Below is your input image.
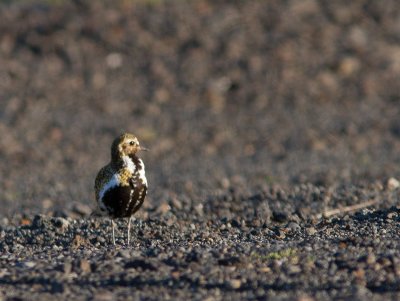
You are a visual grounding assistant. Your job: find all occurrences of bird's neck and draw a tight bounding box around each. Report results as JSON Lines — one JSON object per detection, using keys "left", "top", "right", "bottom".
{"left": 112, "top": 154, "right": 138, "bottom": 172}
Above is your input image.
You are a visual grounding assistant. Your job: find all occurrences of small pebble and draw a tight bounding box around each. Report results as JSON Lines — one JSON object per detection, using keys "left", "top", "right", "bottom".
{"left": 226, "top": 279, "right": 241, "bottom": 289}
{"left": 79, "top": 259, "right": 91, "bottom": 273}
{"left": 306, "top": 227, "right": 317, "bottom": 235}
{"left": 387, "top": 178, "right": 400, "bottom": 190}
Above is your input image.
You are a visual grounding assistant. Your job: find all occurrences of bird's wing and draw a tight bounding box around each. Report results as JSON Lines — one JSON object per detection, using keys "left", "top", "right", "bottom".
{"left": 94, "top": 164, "right": 113, "bottom": 201}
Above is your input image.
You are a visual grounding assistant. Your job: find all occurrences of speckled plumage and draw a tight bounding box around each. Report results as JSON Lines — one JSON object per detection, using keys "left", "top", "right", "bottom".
{"left": 94, "top": 133, "right": 148, "bottom": 245}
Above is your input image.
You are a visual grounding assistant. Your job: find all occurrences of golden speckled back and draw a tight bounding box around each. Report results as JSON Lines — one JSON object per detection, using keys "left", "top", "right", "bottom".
{"left": 94, "top": 164, "right": 114, "bottom": 201}
{"left": 94, "top": 164, "right": 133, "bottom": 201}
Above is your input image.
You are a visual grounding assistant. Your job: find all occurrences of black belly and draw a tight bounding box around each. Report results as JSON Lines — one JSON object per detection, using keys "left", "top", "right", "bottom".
{"left": 102, "top": 184, "right": 147, "bottom": 218}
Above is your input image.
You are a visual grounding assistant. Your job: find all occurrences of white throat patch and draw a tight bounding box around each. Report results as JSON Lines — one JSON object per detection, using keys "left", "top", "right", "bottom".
{"left": 122, "top": 155, "right": 136, "bottom": 173}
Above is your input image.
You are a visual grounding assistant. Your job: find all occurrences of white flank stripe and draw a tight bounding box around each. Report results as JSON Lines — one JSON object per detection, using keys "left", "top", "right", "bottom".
{"left": 99, "top": 174, "right": 120, "bottom": 201}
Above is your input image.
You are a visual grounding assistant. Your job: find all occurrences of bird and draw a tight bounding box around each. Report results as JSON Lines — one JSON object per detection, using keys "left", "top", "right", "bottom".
{"left": 94, "top": 133, "right": 148, "bottom": 245}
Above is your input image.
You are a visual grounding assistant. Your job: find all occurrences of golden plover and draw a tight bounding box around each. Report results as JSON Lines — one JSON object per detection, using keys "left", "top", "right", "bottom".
{"left": 94, "top": 133, "right": 148, "bottom": 245}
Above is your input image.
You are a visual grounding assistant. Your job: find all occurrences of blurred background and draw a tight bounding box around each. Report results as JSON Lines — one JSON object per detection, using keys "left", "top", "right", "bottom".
{"left": 0, "top": 0, "right": 399, "bottom": 216}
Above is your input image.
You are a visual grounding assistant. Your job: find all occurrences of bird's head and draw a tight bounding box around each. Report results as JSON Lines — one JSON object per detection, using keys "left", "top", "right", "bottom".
{"left": 111, "top": 133, "right": 147, "bottom": 161}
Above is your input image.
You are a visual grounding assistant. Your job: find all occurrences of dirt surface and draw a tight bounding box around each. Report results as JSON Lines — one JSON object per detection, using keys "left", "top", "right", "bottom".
{"left": 0, "top": 0, "right": 400, "bottom": 300}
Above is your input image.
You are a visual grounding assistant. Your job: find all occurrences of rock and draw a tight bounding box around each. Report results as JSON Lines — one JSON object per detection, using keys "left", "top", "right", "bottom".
{"left": 366, "top": 253, "right": 376, "bottom": 265}
{"left": 287, "top": 222, "right": 301, "bottom": 231}
{"left": 106, "top": 53, "right": 123, "bottom": 69}
{"left": 53, "top": 217, "right": 70, "bottom": 232}
{"left": 92, "top": 291, "right": 114, "bottom": 301}
{"left": 226, "top": 279, "right": 241, "bottom": 289}
{"left": 338, "top": 57, "right": 360, "bottom": 76}
{"left": 41, "top": 199, "right": 53, "bottom": 210}
{"left": 387, "top": 178, "right": 400, "bottom": 190}
{"left": 231, "top": 219, "right": 241, "bottom": 228}
{"left": 218, "top": 256, "right": 241, "bottom": 266}
{"left": 71, "top": 235, "right": 87, "bottom": 249}
{"left": 287, "top": 265, "right": 302, "bottom": 274}
{"left": 117, "top": 249, "right": 132, "bottom": 259}
{"left": 79, "top": 259, "right": 91, "bottom": 273}
{"left": 306, "top": 227, "right": 317, "bottom": 235}
{"left": 50, "top": 282, "right": 65, "bottom": 294}
{"left": 20, "top": 261, "right": 36, "bottom": 268}
{"left": 71, "top": 203, "right": 92, "bottom": 216}
{"left": 194, "top": 204, "right": 204, "bottom": 216}
{"left": 297, "top": 294, "right": 315, "bottom": 301}
{"left": 124, "top": 259, "right": 157, "bottom": 271}
{"left": 259, "top": 267, "right": 271, "bottom": 273}
{"left": 62, "top": 261, "right": 72, "bottom": 274}
{"left": 32, "top": 215, "right": 46, "bottom": 229}
{"left": 170, "top": 197, "right": 182, "bottom": 210}
{"left": 272, "top": 211, "right": 288, "bottom": 223}
{"left": 157, "top": 202, "right": 171, "bottom": 215}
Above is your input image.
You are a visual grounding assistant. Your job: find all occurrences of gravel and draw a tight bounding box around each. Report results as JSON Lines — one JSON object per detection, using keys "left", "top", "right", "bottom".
{"left": 1, "top": 184, "right": 400, "bottom": 300}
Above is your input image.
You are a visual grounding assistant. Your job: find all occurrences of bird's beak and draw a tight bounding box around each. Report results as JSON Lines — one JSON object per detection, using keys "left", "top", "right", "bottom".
{"left": 138, "top": 146, "right": 149, "bottom": 151}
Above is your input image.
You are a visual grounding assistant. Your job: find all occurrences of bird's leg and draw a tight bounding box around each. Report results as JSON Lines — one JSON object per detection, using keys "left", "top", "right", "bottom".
{"left": 111, "top": 219, "right": 116, "bottom": 245}
{"left": 127, "top": 216, "right": 132, "bottom": 246}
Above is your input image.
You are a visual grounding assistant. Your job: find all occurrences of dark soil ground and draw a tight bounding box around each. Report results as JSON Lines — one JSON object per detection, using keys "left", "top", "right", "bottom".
{"left": 0, "top": 0, "right": 400, "bottom": 300}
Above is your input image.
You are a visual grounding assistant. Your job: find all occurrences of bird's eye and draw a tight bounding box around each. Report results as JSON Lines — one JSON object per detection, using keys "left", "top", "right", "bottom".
{"left": 129, "top": 141, "right": 135, "bottom": 146}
